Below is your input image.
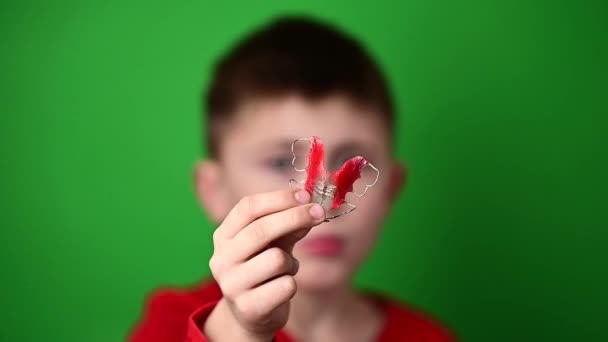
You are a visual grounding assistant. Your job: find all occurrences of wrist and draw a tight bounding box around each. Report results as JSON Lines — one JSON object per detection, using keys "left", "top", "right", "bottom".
{"left": 204, "top": 298, "right": 273, "bottom": 342}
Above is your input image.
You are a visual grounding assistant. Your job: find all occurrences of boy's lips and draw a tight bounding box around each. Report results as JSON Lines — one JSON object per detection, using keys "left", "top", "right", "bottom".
{"left": 299, "top": 234, "right": 345, "bottom": 256}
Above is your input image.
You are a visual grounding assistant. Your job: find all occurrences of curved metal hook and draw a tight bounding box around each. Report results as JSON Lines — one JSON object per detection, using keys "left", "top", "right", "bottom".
{"left": 352, "top": 162, "right": 380, "bottom": 197}
{"left": 326, "top": 202, "right": 356, "bottom": 221}
{"left": 291, "top": 138, "right": 312, "bottom": 172}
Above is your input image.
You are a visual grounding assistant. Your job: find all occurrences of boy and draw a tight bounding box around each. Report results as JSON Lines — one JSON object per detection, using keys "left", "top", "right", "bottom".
{"left": 130, "top": 17, "right": 455, "bottom": 342}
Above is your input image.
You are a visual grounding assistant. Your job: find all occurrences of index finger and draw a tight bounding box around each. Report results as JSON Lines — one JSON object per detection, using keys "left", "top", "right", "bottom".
{"left": 215, "top": 188, "right": 312, "bottom": 242}
{"left": 228, "top": 203, "right": 325, "bottom": 262}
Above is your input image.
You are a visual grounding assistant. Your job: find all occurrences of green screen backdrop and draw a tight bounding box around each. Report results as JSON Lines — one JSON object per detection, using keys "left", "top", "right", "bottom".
{"left": 1, "top": 1, "right": 606, "bottom": 341}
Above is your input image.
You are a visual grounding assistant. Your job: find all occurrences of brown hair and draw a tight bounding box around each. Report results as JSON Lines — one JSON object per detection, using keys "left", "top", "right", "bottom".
{"left": 204, "top": 16, "right": 394, "bottom": 158}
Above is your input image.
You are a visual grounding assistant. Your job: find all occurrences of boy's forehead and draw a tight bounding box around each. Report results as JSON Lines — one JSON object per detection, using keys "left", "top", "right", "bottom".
{"left": 224, "top": 95, "right": 388, "bottom": 149}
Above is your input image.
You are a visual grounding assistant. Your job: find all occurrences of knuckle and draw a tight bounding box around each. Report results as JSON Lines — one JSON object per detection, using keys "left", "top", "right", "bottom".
{"left": 267, "top": 247, "right": 288, "bottom": 272}
{"left": 291, "top": 208, "right": 306, "bottom": 227}
{"left": 248, "top": 219, "right": 268, "bottom": 243}
{"left": 236, "top": 196, "right": 255, "bottom": 218}
{"left": 208, "top": 255, "right": 219, "bottom": 273}
{"left": 280, "top": 276, "right": 297, "bottom": 296}
{"left": 212, "top": 229, "right": 222, "bottom": 246}
{"left": 289, "top": 208, "right": 307, "bottom": 227}
{"left": 217, "top": 274, "right": 238, "bottom": 298}
{"left": 208, "top": 254, "right": 225, "bottom": 277}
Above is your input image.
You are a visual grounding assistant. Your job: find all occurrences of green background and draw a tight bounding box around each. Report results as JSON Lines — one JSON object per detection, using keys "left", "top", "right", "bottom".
{"left": 1, "top": 1, "right": 606, "bottom": 341}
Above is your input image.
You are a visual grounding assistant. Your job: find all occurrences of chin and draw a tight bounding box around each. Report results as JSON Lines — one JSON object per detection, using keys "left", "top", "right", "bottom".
{"left": 293, "top": 256, "right": 353, "bottom": 291}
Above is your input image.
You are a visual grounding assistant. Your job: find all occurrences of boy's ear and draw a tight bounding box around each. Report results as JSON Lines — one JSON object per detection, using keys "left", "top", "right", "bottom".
{"left": 193, "top": 160, "right": 230, "bottom": 222}
{"left": 388, "top": 160, "right": 408, "bottom": 202}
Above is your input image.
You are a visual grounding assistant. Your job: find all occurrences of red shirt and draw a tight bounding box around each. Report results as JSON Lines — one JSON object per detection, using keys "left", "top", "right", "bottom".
{"left": 130, "top": 279, "right": 456, "bottom": 342}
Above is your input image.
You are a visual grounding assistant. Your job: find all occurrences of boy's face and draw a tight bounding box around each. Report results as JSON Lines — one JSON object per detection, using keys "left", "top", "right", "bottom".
{"left": 197, "top": 95, "right": 404, "bottom": 291}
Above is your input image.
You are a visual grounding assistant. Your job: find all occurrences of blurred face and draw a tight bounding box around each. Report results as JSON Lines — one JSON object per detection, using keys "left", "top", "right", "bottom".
{"left": 203, "top": 95, "right": 403, "bottom": 291}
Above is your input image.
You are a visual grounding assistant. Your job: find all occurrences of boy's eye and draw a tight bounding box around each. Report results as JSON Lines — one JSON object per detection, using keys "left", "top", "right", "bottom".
{"left": 266, "top": 156, "right": 293, "bottom": 171}
{"left": 330, "top": 154, "right": 357, "bottom": 171}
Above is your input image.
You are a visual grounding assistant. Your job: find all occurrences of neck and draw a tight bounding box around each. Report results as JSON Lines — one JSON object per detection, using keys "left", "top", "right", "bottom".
{"left": 290, "top": 284, "right": 353, "bottom": 324}
{"left": 285, "top": 284, "right": 383, "bottom": 341}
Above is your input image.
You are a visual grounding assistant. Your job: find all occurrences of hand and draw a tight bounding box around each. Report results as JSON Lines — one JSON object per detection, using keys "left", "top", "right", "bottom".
{"left": 203, "top": 189, "right": 326, "bottom": 342}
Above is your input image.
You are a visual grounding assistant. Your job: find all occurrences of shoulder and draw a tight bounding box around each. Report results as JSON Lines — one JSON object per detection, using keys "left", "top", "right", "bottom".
{"left": 128, "top": 279, "right": 222, "bottom": 342}
{"left": 374, "top": 295, "right": 458, "bottom": 342}
{"left": 148, "top": 279, "right": 222, "bottom": 309}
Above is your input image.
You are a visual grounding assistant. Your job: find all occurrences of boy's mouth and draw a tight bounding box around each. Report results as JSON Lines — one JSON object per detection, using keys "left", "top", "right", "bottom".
{"left": 299, "top": 234, "right": 345, "bottom": 257}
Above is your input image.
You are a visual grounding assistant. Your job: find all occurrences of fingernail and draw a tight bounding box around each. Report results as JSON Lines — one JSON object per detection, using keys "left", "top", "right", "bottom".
{"left": 295, "top": 190, "right": 311, "bottom": 204}
{"left": 309, "top": 204, "right": 325, "bottom": 220}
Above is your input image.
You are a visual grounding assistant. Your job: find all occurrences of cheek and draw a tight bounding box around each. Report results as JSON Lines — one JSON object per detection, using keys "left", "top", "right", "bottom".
{"left": 341, "top": 177, "right": 392, "bottom": 257}
{"left": 347, "top": 174, "right": 392, "bottom": 223}
{"left": 224, "top": 164, "right": 292, "bottom": 202}
{"left": 343, "top": 201, "right": 384, "bottom": 258}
